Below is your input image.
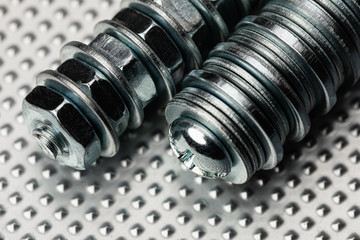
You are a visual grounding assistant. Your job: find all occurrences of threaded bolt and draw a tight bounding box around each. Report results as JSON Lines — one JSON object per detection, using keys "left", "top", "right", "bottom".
{"left": 169, "top": 117, "right": 232, "bottom": 179}
{"left": 23, "top": 0, "right": 262, "bottom": 169}
{"left": 166, "top": 0, "right": 360, "bottom": 183}
{"left": 32, "top": 122, "right": 69, "bottom": 160}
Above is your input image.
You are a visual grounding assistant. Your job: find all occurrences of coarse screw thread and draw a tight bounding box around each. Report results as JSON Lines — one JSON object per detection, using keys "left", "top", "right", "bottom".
{"left": 166, "top": 0, "right": 360, "bottom": 183}
{"left": 23, "top": 0, "right": 263, "bottom": 169}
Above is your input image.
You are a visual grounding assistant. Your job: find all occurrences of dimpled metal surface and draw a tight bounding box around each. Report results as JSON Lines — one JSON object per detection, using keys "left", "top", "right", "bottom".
{"left": 0, "top": 0, "right": 359, "bottom": 239}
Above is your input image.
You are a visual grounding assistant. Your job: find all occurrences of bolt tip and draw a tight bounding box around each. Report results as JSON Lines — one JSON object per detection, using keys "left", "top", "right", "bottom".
{"left": 169, "top": 117, "right": 232, "bottom": 179}
{"left": 32, "top": 122, "right": 68, "bottom": 160}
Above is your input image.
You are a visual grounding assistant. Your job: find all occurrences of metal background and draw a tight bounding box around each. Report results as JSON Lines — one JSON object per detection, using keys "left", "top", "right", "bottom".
{"left": 0, "top": 0, "right": 359, "bottom": 239}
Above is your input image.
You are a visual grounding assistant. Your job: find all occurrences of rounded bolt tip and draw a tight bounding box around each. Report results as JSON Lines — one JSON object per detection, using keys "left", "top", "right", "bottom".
{"left": 169, "top": 117, "right": 232, "bottom": 179}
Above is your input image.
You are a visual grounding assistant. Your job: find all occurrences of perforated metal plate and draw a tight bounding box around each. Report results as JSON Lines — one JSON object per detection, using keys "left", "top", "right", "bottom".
{"left": 0, "top": 0, "right": 359, "bottom": 239}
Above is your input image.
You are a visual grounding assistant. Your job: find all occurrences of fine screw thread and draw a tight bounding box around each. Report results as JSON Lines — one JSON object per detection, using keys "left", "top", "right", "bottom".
{"left": 166, "top": 0, "right": 360, "bottom": 183}
{"left": 32, "top": 123, "right": 68, "bottom": 160}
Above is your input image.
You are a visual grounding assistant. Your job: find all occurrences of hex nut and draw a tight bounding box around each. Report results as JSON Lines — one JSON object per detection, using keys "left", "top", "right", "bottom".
{"left": 155, "top": 0, "right": 204, "bottom": 33}
{"left": 23, "top": 85, "right": 101, "bottom": 169}
{"left": 210, "top": 0, "right": 244, "bottom": 31}
{"left": 113, "top": 8, "right": 185, "bottom": 83}
{"left": 89, "top": 34, "right": 157, "bottom": 107}
{"left": 152, "top": 0, "right": 211, "bottom": 56}
{"left": 57, "top": 59, "right": 130, "bottom": 135}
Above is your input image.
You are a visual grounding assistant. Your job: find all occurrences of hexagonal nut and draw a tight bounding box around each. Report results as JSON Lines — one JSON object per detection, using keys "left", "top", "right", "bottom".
{"left": 151, "top": 0, "right": 211, "bottom": 56}
{"left": 210, "top": 0, "right": 244, "bottom": 31}
{"left": 89, "top": 34, "right": 157, "bottom": 107}
{"left": 22, "top": 85, "right": 101, "bottom": 169}
{"left": 57, "top": 58, "right": 130, "bottom": 135}
{"left": 113, "top": 7, "right": 184, "bottom": 83}
{"left": 154, "top": 0, "right": 203, "bottom": 34}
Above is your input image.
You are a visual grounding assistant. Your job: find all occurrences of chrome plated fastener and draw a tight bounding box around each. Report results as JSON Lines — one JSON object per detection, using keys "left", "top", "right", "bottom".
{"left": 23, "top": 0, "right": 261, "bottom": 169}
{"left": 166, "top": 0, "right": 360, "bottom": 183}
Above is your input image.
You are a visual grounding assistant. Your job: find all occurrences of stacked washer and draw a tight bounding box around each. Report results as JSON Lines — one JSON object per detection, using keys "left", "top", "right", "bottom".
{"left": 22, "top": 0, "right": 259, "bottom": 169}
{"left": 166, "top": 0, "right": 360, "bottom": 183}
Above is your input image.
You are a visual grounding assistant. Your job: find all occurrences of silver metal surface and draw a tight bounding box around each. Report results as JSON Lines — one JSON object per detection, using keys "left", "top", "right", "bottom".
{"left": 88, "top": 33, "right": 158, "bottom": 107}
{"left": 0, "top": 0, "right": 359, "bottom": 239}
{"left": 21, "top": 0, "right": 249, "bottom": 169}
{"left": 125, "top": 0, "right": 203, "bottom": 72}
{"left": 169, "top": 117, "right": 233, "bottom": 179}
{"left": 166, "top": 0, "right": 360, "bottom": 184}
{"left": 22, "top": 86, "right": 102, "bottom": 169}
{"left": 93, "top": 19, "right": 174, "bottom": 104}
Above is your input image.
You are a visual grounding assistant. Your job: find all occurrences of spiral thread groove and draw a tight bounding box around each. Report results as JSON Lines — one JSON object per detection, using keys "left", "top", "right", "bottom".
{"left": 166, "top": 0, "right": 360, "bottom": 183}
{"left": 23, "top": 0, "right": 263, "bottom": 168}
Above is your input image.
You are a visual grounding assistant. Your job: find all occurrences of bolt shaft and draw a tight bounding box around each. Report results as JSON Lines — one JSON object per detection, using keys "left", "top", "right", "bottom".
{"left": 32, "top": 122, "right": 68, "bottom": 160}
{"left": 23, "top": 0, "right": 262, "bottom": 168}
{"left": 166, "top": 0, "right": 360, "bottom": 183}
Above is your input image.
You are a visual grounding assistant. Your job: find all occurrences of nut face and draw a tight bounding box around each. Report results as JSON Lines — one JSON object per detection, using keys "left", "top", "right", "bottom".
{"left": 156, "top": 0, "right": 212, "bottom": 57}
{"left": 57, "top": 57, "right": 97, "bottom": 84}
{"left": 60, "top": 41, "right": 144, "bottom": 130}
{"left": 23, "top": 86, "right": 101, "bottom": 169}
{"left": 128, "top": 0, "right": 211, "bottom": 58}
{"left": 57, "top": 59, "right": 130, "bottom": 135}
{"left": 210, "top": 0, "right": 244, "bottom": 31}
{"left": 89, "top": 34, "right": 157, "bottom": 107}
{"left": 37, "top": 70, "right": 120, "bottom": 158}
{"left": 113, "top": 7, "right": 153, "bottom": 34}
{"left": 113, "top": 8, "right": 185, "bottom": 84}
{"left": 154, "top": 0, "right": 204, "bottom": 34}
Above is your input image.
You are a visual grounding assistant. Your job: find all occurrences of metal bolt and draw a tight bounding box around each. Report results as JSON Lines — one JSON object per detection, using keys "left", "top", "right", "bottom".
{"left": 23, "top": 0, "right": 261, "bottom": 169}
{"left": 169, "top": 117, "right": 232, "bottom": 179}
{"left": 166, "top": 0, "right": 360, "bottom": 183}
{"left": 32, "top": 122, "right": 68, "bottom": 160}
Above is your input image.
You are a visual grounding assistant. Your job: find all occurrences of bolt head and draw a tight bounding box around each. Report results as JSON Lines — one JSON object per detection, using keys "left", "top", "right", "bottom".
{"left": 169, "top": 117, "right": 232, "bottom": 179}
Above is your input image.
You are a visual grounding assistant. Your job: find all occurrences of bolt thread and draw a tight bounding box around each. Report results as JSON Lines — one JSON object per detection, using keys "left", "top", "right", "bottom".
{"left": 166, "top": 0, "right": 360, "bottom": 183}
{"left": 32, "top": 123, "right": 68, "bottom": 160}
{"left": 24, "top": 0, "right": 261, "bottom": 167}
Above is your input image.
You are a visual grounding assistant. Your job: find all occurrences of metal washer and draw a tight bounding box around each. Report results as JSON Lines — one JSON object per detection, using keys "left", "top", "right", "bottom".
{"left": 0, "top": 0, "right": 359, "bottom": 239}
